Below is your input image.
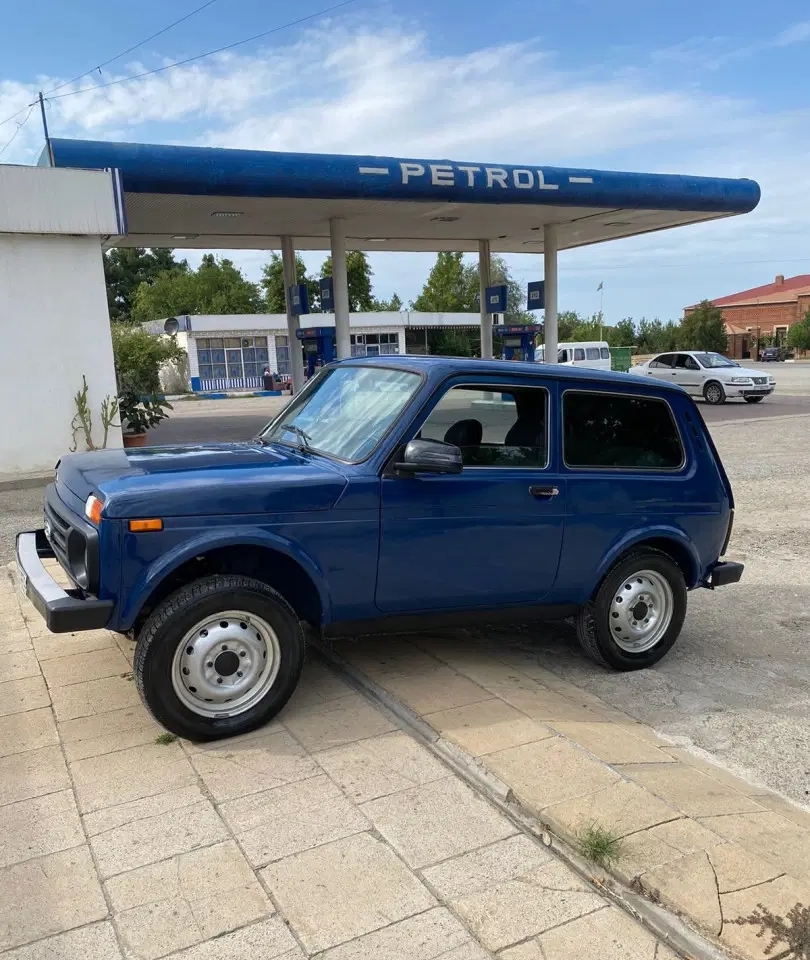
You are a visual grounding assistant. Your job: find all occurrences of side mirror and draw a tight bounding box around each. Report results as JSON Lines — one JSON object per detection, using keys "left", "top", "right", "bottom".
{"left": 395, "top": 438, "right": 463, "bottom": 475}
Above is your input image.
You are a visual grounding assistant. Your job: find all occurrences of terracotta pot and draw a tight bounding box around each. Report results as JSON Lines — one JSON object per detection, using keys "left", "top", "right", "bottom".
{"left": 122, "top": 432, "right": 147, "bottom": 448}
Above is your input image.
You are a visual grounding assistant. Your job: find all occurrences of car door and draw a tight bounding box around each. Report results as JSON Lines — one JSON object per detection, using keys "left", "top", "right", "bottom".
{"left": 645, "top": 353, "right": 676, "bottom": 381}
{"left": 672, "top": 353, "right": 703, "bottom": 395}
{"left": 375, "top": 377, "right": 565, "bottom": 613}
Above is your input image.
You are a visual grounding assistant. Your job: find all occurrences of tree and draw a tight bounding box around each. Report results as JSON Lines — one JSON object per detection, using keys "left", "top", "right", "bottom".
{"left": 260, "top": 253, "right": 319, "bottom": 313}
{"left": 110, "top": 324, "right": 185, "bottom": 434}
{"left": 104, "top": 248, "right": 186, "bottom": 322}
{"left": 432, "top": 330, "right": 474, "bottom": 356}
{"left": 680, "top": 300, "right": 727, "bottom": 352}
{"left": 412, "top": 252, "right": 474, "bottom": 312}
{"left": 614, "top": 318, "right": 637, "bottom": 347}
{"left": 787, "top": 309, "right": 810, "bottom": 352}
{"left": 130, "top": 254, "right": 262, "bottom": 322}
{"left": 371, "top": 292, "right": 404, "bottom": 311}
{"left": 320, "top": 251, "right": 375, "bottom": 312}
{"left": 462, "top": 254, "right": 533, "bottom": 324}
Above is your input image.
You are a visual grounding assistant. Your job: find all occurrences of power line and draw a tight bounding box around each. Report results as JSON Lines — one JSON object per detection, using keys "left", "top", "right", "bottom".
{"left": 0, "top": 102, "right": 36, "bottom": 131}
{"left": 44, "top": 0, "right": 222, "bottom": 96}
{"left": 45, "top": 0, "right": 363, "bottom": 101}
{"left": 0, "top": 104, "right": 36, "bottom": 159}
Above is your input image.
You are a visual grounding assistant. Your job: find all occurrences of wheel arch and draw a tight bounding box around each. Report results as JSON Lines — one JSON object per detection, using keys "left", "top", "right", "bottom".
{"left": 595, "top": 529, "right": 700, "bottom": 591}
{"left": 121, "top": 532, "right": 329, "bottom": 634}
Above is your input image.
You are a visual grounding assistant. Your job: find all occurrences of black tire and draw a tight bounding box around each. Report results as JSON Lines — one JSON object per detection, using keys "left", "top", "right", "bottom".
{"left": 575, "top": 549, "right": 687, "bottom": 671}
{"left": 744, "top": 396, "right": 764, "bottom": 403}
{"left": 134, "top": 575, "right": 305, "bottom": 741}
{"left": 703, "top": 380, "right": 726, "bottom": 405}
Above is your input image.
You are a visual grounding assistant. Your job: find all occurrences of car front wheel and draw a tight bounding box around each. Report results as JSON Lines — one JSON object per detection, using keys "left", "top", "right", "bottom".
{"left": 575, "top": 549, "right": 687, "bottom": 670}
{"left": 703, "top": 381, "right": 726, "bottom": 405}
{"left": 134, "top": 575, "right": 305, "bottom": 741}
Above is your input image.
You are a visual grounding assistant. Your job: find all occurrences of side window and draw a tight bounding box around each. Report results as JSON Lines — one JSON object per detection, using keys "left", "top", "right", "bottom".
{"left": 585, "top": 347, "right": 600, "bottom": 360}
{"left": 563, "top": 391, "right": 684, "bottom": 470}
{"left": 685, "top": 356, "right": 700, "bottom": 371}
{"left": 600, "top": 347, "right": 610, "bottom": 359}
{"left": 650, "top": 354, "right": 675, "bottom": 369}
{"left": 573, "top": 348, "right": 586, "bottom": 362}
{"left": 419, "top": 386, "right": 548, "bottom": 468}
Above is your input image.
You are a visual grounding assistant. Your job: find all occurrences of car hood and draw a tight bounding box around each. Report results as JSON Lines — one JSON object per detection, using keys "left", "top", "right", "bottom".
{"left": 713, "top": 365, "right": 768, "bottom": 379}
{"left": 55, "top": 442, "right": 348, "bottom": 519}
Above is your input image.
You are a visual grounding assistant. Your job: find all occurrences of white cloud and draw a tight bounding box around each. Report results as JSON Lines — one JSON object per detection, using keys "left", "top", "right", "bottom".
{"left": 773, "top": 20, "right": 810, "bottom": 47}
{"left": 1, "top": 20, "right": 809, "bottom": 319}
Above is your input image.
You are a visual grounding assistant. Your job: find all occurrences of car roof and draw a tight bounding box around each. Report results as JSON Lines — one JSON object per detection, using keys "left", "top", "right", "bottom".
{"left": 334, "top": 354, "right": 684, "bottom": 394}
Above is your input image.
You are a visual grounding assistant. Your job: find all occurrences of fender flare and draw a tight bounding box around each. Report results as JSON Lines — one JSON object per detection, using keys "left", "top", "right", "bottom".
{"left": 594, "top": 525, "right": 701, "bottom": 590}
{"left": 119, "top": 528, "right": 331, "bottom": 630}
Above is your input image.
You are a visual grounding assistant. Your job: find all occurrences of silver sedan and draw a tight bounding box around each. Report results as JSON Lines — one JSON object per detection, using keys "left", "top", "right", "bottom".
{"left": 632, "top": 351, "right": 775, "bottom": 405}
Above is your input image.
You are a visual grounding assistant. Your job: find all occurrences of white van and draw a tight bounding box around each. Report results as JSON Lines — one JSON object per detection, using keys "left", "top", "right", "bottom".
{"left": 534, "top": 341, "right": 612, "bottom": 371}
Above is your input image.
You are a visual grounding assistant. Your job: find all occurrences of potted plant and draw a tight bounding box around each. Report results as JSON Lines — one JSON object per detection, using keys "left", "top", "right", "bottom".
{"left": 111, "top": 324, "right": 184, "bottom": 448}
{"left": 118, "top": 391, "right": 173, "bottom": 448}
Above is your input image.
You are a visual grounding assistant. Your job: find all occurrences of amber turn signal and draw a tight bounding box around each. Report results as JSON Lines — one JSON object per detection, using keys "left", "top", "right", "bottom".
{"left": 84, "top": 495, "right": 104, "bottom": 525}
{"left": 128, "top": 519, "right": 164, "bottom": 533}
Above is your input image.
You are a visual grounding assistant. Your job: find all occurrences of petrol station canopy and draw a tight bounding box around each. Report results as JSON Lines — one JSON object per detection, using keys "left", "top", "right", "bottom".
{"left": 43, "top": 138, "right": 760, "bottom": 253}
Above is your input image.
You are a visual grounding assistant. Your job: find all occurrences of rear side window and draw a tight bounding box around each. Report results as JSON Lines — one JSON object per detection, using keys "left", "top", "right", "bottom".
{"left": 574, "top": 348, "right": 586, "bottom": 361}
{"left": 585, "top": 347, "right": 599, "bottom": 360}
{"left": 600, "top": 347, "right": 610, "bottom": 359}
{"left": 564, "top": 391, "right": 684, "bottom": 470}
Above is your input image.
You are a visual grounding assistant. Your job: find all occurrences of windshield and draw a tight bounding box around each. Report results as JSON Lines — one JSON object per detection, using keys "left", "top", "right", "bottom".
{"left": 261, "top": 365, "right": 422, "bottom": 462}
{"left": 695, "top": 353, "right": 739, "bottom": 369}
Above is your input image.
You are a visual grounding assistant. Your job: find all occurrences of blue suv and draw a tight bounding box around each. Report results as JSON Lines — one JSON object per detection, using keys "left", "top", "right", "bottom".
{"left": 16, "top": 356, "right": 742, "bottom": 740}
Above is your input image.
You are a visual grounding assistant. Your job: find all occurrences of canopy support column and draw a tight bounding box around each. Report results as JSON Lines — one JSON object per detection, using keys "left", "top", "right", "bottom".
{"left": 543, "top": 224, "right": 558, "bottom": 364}
{"left": 330, "top": 218, "right": 351, "bottom": 360}
{"left": 479, "top": 240, "right": 492, "bottom": 359}
{"left": 281, "top": 236, "right": 305, "bottom": 392}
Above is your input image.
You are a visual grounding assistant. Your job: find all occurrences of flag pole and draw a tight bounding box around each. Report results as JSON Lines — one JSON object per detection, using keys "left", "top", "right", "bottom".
{"left": 598, "top": 283, "right": 604, "bottom": 340}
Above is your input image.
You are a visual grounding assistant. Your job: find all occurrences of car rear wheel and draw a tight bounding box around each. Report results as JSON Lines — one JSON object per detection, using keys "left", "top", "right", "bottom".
{"left": 744, "top": 396, "right": 765, "bottom": 403}
{"left": 575, "top": 549, "right": 687, "bottom": 670}
{"left": 134, "top": 574, "right": 305, "bottom": 741}
{"left": 703, "top": 381, "right": 726, "bottom": 405}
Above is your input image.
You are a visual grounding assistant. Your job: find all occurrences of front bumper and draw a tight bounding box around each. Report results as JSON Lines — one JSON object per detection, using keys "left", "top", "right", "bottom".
{"left": 15, "top": 530, "right": 113, "bottom": 633}
{"left": 706, "top": 560, "right": 744, "bottom": 589}
{"left": 725, "top": 384, "right": 774, "bottom": 398}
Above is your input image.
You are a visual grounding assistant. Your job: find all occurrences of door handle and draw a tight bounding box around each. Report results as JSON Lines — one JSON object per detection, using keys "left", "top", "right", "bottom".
{"left": 529, "top": 485, "right": 559, "bottom": 499}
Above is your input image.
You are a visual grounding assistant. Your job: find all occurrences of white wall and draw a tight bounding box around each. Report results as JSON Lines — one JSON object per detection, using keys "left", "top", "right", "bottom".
{"left": 0, "top": 166, "right": 122, "bottom": 483}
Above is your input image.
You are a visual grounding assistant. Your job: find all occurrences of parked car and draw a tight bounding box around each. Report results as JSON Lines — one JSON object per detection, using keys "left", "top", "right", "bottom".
{"left": 632, "top": 351, "right": 775, "bottom": 404}
{"left": 760, "top": 346, "right": 784, "bottom": 362}
{"left": 16, "top": 356, "right": 743, "bottom": 740}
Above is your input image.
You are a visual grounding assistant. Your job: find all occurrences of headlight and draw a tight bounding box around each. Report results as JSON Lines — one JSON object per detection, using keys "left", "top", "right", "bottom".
{"left": 729, "top": 377, "right": 752, "bottom": 384}
{"left": 84, "top": 495, "right": 104, "bottom": 525}
{"left": 769, "top": 376, "right": 776, "bottom": 383}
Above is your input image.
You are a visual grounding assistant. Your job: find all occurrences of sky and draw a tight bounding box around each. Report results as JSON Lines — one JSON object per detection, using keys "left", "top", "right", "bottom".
{"left": 1, "top": 0, "right": 809, "bottom": 324}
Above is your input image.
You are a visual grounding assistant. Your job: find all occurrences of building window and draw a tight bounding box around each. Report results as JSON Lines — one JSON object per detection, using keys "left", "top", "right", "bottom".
{"left": 275, "top": 335, "right": 291, "bottom": 376}
{"left": 350, "top": 332, "right": 399, "bottom": 356}
{"left": 197, "top": 336, "right": 268, "bottom": 381}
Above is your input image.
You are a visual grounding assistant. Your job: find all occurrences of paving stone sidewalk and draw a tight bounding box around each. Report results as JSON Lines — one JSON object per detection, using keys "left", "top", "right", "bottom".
{"left": 0, "top": 564, "right": 678, "bottom": 960}
{"left": 331, "top": 631, "right": 810, "bottom": 960}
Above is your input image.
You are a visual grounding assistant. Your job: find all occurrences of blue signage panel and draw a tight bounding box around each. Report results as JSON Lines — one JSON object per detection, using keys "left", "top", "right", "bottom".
{"left": 319, "top": 276, "right": 334, "bottom": 311}
{"left": 527, "top": 281, "right": 545, "bottom": 310}
{"left": 493, "top": 325, "right": 541, "bottom": 335}
{"left": 486, "top": 284, "right": 508, "bottom": 314}
{"left": 288, "top": 283, "right": 310, "bottom": 316}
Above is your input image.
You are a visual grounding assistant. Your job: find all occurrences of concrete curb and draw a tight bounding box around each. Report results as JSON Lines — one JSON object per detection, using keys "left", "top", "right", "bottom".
{"left": 314, "top": 641, "right": 730, "bottom": 960}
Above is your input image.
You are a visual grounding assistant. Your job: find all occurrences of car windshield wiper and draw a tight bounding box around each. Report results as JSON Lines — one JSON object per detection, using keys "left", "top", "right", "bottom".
{"left": 280, "top": 423, "right": 312, "bottom": 450}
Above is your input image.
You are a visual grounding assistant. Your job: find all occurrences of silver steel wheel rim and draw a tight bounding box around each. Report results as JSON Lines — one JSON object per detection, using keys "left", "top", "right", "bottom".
{"left": 171, "top": 610, "right": 281, "bottom": 719}
{"left": 706, "top": 383, "right": 722, "bottom": 403}
{"left": 609, "top": 570, "right": 674, "bottom": 653}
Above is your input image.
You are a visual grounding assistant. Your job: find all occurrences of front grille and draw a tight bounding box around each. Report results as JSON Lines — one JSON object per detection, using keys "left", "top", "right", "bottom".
{"left": 44, "top": 496, "right": 73, "bottom": 573}
{"left": 752, "top": 377, "right": 768, "bottom": 385}
{"left": 44, "top": 490, "right": 97, "bottom": 593}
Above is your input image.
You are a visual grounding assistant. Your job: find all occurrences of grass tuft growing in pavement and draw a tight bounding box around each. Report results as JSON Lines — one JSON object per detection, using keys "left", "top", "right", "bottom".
{"left": 730, "top": 902, "right": 810, "bottom": 958}
{"left": 154, "top": 732, "right": 178, "bottom": 745}
{"left": 578, "top": 821, "right": 624, "bottom": 868}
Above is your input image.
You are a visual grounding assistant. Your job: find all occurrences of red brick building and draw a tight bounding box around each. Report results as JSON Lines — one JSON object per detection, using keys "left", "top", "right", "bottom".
{"left": 685, "top": 274, "right": 810, "bottom": 360}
